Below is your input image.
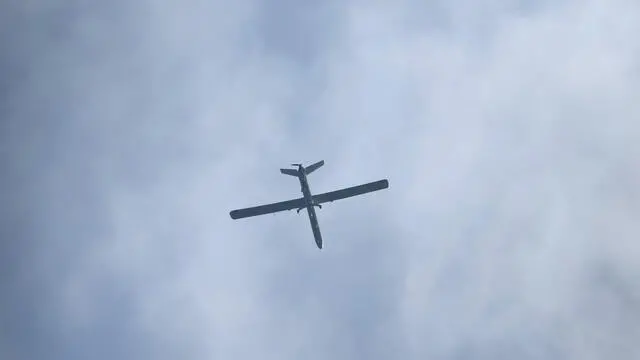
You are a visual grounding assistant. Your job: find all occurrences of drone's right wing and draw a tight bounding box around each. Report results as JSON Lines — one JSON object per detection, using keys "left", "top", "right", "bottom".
{"left": 313, "top": 179, "right": 389, "bottom": 205}
{"left": 230, "top": 197, "right": 306, "bottom": 219}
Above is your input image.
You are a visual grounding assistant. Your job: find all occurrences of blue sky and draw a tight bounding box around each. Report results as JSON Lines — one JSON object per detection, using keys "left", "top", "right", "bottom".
{"left": 2, "top": 0, "right": 639, "bottom": 359}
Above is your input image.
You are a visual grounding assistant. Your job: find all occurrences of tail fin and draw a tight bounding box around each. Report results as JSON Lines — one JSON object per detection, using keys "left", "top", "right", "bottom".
{"left": 304, "top": 160, "right": 324, "bottom": 175}
{"left": 280, "top": 168, "right": 299, "bottom": 176}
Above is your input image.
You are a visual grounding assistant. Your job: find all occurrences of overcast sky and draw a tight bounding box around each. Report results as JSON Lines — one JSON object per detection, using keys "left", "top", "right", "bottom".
{"left": 2, "top": 0, "right": 639, "bottom": 359}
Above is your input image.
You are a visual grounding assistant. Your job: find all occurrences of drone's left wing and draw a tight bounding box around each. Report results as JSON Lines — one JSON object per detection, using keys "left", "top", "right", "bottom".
{"left": 230, "top": 197, "right": 306, "bottom": 219}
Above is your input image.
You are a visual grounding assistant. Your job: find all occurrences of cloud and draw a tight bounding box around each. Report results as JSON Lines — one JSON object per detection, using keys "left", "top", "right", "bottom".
{"left": 2, "top": 0, "right": 639, "bottom": 359}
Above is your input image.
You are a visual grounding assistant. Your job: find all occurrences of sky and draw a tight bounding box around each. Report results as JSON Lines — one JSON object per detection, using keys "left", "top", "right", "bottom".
{"left": 1, "top": 0, "right": 639, "bottom": 359}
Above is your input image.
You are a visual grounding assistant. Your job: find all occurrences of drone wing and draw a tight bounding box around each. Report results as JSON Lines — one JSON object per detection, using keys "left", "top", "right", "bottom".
{"left": 313, "top": 179, "right": 388, "bottom": 205}
{"left": 229, "top": 197, "right": 306, "bottom": 219}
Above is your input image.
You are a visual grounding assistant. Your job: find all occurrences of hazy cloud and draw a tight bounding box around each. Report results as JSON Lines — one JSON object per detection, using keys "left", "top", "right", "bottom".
{"left": 2, "top": 0, "right": 639, "bottom": 359}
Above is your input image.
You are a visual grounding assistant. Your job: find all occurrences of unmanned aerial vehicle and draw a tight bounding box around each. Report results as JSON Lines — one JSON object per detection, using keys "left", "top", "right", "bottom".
{"left": 229, "top": 160, "right": 388, "bottom": 249}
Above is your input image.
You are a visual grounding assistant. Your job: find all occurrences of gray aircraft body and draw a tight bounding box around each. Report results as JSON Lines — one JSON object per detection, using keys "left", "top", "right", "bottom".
{"left": 229, "top": 160, "right": 389, "bottom": 249}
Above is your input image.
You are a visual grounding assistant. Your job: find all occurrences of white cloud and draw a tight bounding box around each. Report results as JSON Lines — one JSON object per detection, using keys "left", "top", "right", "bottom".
{"left": 3, "top": 0, "right": 639, "bottom": 359}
